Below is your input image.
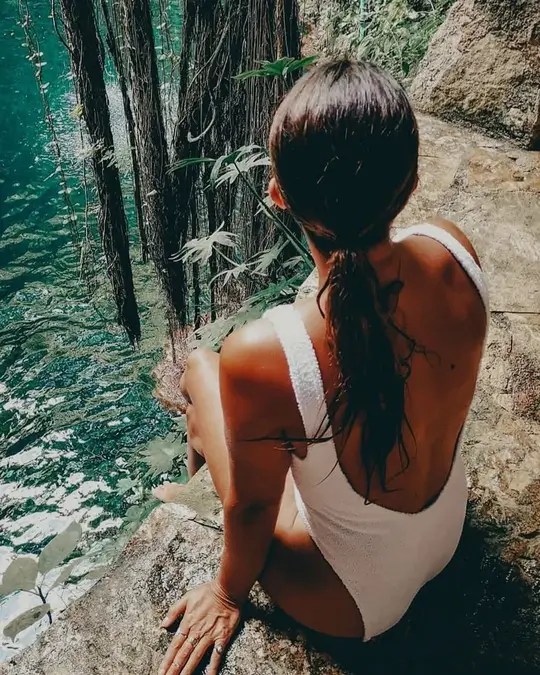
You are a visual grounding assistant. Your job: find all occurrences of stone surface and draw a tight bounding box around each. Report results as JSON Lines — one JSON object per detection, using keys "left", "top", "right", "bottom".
{"left": 3, "top": 115, "right": 540, "bottom": 674}
{"left": 410, "top": 0, "right": 540, "bottom": 149}
{"left": 0, "top": 496, "right": 348, "bottom": 675}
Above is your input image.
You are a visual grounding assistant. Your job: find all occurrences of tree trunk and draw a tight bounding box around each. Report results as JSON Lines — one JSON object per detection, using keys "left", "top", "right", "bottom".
{"left": 119, "top": 0, "right": 187, "bottom": 325}
{"left": 99, "top": 0, "right": 148, "bottom": 263}
{"left": 275, "top": 0, "right": 301, "bottom": 58}
{"left": 170, "top": 0, "right": 301, "bottom": 304}
{"left": 60, "top": 0, "right": 141, "bottom": 344}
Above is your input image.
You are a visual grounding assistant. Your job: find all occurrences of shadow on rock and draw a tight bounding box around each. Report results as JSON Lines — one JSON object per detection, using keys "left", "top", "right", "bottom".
{"left": 249, "top": 510, "right": 539, "bottom": 675}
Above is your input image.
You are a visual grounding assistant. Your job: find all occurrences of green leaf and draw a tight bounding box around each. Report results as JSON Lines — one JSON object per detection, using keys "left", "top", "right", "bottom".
{"left": 208, "top": 145, "right": 260, "bottom": 187}
{"left": 38, "top": 522, "right": 82, "bottom": 575}
{"left": 234, "top": 56, "right": 318, "bottom": 80}
{"left": 212, "top": 262, "right": 251, "bottom": 286}
{"left": 174, "top": 223, "right": 238, "bottom": 265}
{"left": 214, "top": 152, "right": 270, "bottom": 189}
{"left": 125, "top": 505, "right": 145, "bottom": 523}
{"left": 3, "top": 604, "right": 51, "bottom": 640}
{"left": 251, "top": 240, "right": 286, "bottom": 274}
{"left": 0, "top": 557, "right": 38, "bottom": 596}
{"left": 232, "top": 68, "right": 267, "bottom": 81}
{"left": 284, "top": 55, "right": 318, "bottom": 74}
{"left": 116, "top": 477, "right": 139, "bottom": 495}
{"left": 168, "top": 156, "right": 215, "bottom": 174}
{"left": 255, "top": 193, "right": 275, "bottom": 216}
{"left": 48, "top": 561, "right": 77, "bottom": 591}
{"left": 139, "top": 439, "right": 184, "bottom": 478}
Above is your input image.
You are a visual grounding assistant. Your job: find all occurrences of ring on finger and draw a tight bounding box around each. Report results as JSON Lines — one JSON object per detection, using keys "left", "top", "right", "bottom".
{"left": 188, "top": 636, "right": 199, "bottom": 646}
{"left": 214, "top": 643, "right": 224, "bottom": 655}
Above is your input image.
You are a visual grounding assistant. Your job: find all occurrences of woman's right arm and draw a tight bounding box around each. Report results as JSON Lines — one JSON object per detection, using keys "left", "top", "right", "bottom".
{"left": 215, "top": 326, "right": 292, "bottom": 604}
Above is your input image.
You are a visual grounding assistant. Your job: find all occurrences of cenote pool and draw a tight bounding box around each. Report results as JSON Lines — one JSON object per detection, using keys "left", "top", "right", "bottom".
{"left": 0, "top": 0, "right": 181, "bottom": 659}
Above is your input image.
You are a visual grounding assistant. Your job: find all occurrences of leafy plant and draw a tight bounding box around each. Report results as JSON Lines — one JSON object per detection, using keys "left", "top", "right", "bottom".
{"left": 234, "top": 55, "right": 318, "bottom": 80}
{"left": 3, "top": 605, "right": 52, "bottom": 642}
{"left": 0, "top": 522, "right": 83, "bottom": 641}
{"left": 359, "top": 0, "right": 453, "bottom": 77}
{"left": 317, "top": 0, "right": 454, "bottom": 80}
{"left": 173, "top": 223, "right": 239, "bottom": 266}
{"left": 191, "top": 271, "right": 306, "bottom": 350}
{"left": 138, "top": 437, "right": 186, "bottom": 478}
{"left": 171, "top": 144, "right": 310, "bottom": 265}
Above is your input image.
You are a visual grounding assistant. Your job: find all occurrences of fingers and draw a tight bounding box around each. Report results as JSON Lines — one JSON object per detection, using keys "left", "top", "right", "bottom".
{"left": 206, "top": 641, "right": 226, "bottom": 675}
{"left": 161, "top": 597, "right": 188, "bottom": 629}
{"left": 172, "top": 636, "right": 213, "bottom": 675}
{"left": 160, "top": 629, "right": 229, "bottom": 675}
{"left": 164, "top": 634, "right": 200, "bottom": 675}
{"left": 159, "top": 628, "right": 187, "bottom": 675}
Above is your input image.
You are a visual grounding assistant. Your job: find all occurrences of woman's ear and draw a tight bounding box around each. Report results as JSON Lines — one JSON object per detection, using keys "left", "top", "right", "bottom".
{"left": 268, "top": 177, "right": 287, "bottom": 210}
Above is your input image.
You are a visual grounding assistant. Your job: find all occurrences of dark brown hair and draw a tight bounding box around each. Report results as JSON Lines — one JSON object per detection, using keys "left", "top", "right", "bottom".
{"left": 269, "top": 59, "right": 419, "bottom": 495}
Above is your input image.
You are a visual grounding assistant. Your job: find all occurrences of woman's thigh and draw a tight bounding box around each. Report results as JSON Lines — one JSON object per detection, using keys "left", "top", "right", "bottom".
{"left": 183, "top": 350, "right": 230, "bottom": 501}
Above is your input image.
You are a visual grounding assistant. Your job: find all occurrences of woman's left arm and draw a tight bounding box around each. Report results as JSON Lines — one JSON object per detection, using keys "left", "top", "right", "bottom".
{"left": 158, "top": 326, "right": 291, "bottom": 675}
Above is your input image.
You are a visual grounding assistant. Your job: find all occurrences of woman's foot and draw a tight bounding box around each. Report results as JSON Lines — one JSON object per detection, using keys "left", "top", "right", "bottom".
{"left": 153, "top": 481, "right": 185, "bottom": 503}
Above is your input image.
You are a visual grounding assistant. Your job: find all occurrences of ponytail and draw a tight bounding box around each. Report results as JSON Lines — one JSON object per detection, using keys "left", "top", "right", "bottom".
{"left": 321, "top": 246, "right": 413, "bottom": 496}
{"left": 268, "top": 58, "right": 420, "bottom": 496}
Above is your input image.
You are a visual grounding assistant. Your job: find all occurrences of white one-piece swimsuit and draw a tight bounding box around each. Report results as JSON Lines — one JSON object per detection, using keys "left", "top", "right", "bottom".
{"left": 263, "top": 224, "right": 489, "bottom": 641}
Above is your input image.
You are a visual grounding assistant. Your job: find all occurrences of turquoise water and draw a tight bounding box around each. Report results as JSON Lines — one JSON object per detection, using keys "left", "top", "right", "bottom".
{"left": 0, "top": 0, "right": 178, "bottom": 658}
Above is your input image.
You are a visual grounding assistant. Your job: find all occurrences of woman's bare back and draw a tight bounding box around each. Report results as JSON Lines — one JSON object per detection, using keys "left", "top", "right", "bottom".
{"left": 293, "top": 218, "right": 486, "bottom": 514}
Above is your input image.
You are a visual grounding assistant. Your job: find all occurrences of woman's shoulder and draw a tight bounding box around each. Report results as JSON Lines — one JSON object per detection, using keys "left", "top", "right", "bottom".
{"left": 400, "top": 218, "right": 487, "bottom": 344}
{"left": 426, "top": 216, "right": 482, "bottom": 267}
{"left": 219, "top": 312, "right": 301, "bottom": 437}
{"left": 220, "top": 313, "right": 283, "bottom": 379}
{"left": 221, "top": 304, "right": 300, "bottom": 389}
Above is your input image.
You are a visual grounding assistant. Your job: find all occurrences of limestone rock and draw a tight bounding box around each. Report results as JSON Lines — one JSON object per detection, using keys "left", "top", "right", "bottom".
{"left": 410, "top": 0, "right": 540, "bottom": 148}
{"left": 0, "top": 500, "right": 348, "bottom": 675}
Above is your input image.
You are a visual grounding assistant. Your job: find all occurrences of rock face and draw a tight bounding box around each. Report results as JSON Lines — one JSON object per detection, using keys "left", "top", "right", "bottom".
{"left": 3, "top": 115, "right": 540, "bottom": 674}
{"left": 410, "top": 0, "right": 540, "bottom": 149}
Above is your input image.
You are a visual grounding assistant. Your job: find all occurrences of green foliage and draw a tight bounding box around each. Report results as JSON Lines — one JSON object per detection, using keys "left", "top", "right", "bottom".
{"left": 176, "top": 224, "right": 239, "bottom": 266}
{"left": 168, "top": 140, "right": 312, "bottom": 355}
{"left": 48, "top": 561, "right": 77, "bottom": 591}
{"left": 38, "top": 522, "right": 82, "bottom": 575}
{"left": 329, "top": 0, "right": 454, "bottom": 79}
{"left": 138, "top": 437, "right": 186, "bottom": 478}
{"left": 115, "top": 476, "right": 140, "bottom": 495}
{"left": 171, "top": 144, "right": 311, "bottom": 264}
{"left": 167, "top": 156, "right": 215, "bottom": 173}
{"left": 192, "top": 271, "right": 305, "bottom": 350}
{"left": 0, "top": 521, "right": 86, "bottom": 641}
{"left": 212, "top": 149, "right": 271, "bottom": 189}
{"left": 0, "top": 558, "right": 38, "bottom": 595}
{"left": 3, "top": 605, "right": 51, "bottom": 641}
{"left": 234, "top": 55, "right": 318, "bottom": 80}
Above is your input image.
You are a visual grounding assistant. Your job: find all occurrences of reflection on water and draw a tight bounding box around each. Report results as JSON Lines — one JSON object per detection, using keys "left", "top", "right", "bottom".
{"left": 0, "top": 0, "right": 177, "bottom": 659}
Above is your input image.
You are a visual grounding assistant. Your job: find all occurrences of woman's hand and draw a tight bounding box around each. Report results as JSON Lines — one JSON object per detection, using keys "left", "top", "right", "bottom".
{"left": 158, "top": 581, "right": 242, "bottom": 675}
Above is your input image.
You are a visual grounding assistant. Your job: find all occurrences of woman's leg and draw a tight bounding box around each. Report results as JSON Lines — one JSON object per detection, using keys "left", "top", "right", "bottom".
{"left": 155, "top": 349, "right": 364, "bottom": 637}
{"left": 154, "top": 349, "right": 230, "bottom": 503}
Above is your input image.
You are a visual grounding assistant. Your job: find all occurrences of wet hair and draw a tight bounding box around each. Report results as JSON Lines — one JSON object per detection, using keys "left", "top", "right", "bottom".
{"left": 269, "top": 59, "right": 419, "bottom": 495}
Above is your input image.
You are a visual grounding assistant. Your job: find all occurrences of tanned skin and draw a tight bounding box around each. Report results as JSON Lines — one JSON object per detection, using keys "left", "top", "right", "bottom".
{"left": 156, "top": 185, "right": 486, "bottom": 675}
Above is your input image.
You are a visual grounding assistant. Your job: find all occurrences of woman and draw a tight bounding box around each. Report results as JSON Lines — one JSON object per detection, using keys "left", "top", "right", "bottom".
{"left": 157, "top": 59, "right": 488, "bottom": 675}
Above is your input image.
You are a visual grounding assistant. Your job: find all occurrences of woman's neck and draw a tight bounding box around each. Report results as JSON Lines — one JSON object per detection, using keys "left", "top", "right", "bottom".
{"left": 307, "top": 232, "right": 401, "bottom": 291}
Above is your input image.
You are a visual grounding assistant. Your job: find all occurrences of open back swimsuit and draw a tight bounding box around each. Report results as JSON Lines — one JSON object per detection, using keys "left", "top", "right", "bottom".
{"left": 263, "top": 224, "right": 489, "bottom": 641}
